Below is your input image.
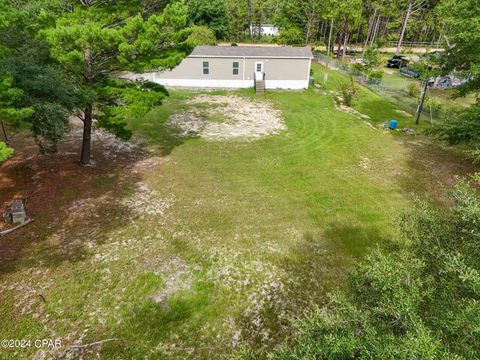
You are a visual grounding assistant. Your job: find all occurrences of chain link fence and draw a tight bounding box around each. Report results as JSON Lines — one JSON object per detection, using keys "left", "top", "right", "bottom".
{"left": 314, "top": 53, "right": 450, "bottom": 123}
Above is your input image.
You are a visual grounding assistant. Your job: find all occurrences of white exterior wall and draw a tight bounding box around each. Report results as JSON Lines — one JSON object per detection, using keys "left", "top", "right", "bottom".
{"left": 249, "top": 25, "right": 279, "bottom": 36}
{"left": 146, "top": 56, "right": 312, "bottom": 90}
{"left": 149, "top": 78, "right": 307, "bottom": 89}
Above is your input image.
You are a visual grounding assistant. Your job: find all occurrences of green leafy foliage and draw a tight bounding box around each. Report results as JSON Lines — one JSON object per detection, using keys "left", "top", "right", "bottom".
{"left": 37, "top": 0, "right": 190, "bottom": 162}
{"left": 439, "top": 0, "right": 480, "bottom": 97}
{"left": 407, "top": 82, "right": 420, "bottom": 98}
{"left": 278, "top": 28, "right": 304, "bottom": 45}
{"left": 363, "top": 47, "right": 381, "bottom": 71}
{"left": 30, "top": 102, "right": 70, "bottom": 154}
{"left": 0, "top": 141, "right": 13, "bottom": 163}
{"left": 427, "top": 0, "right": 480, "bottom": 151}
{"left": 1, "top": 37, "right": 83, "bottom": 153}
{"left": 427, "top": 102, "right": 480, "bottom": 145}
{"left": 96, "top": 79, "right": 168, "bottom": 140}
{"left": 367, "top": 70, "right": 383, "bottom": 84}
{"left": 246, "top": 179, "right": 480, "bottom": 359}
{"left": 0, "top": 72, "right": 34, "bottom": 127}
{"left": 337, "top": 76, "right": 358, "bottom": 106}
{"left": 187, "top": 0, "right": 228, "bottom": 39}
{"left": 185, "top": 25, "right": 217, "bottom": 47}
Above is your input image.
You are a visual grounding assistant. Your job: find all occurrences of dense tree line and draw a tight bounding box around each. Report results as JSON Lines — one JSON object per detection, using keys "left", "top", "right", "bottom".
{"left": 0, "top": 0, "right": 462, "bottom": 164}
{"left": 186, "top": 0, "right": 444, "bottom": 50}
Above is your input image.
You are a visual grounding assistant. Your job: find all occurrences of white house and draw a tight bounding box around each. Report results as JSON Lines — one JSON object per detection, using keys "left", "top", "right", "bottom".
{"left": 249, "top": 24, "right": 280, "bottom": 36}
{"left": 143, "top": 45, "right": 313, "bottom": 90}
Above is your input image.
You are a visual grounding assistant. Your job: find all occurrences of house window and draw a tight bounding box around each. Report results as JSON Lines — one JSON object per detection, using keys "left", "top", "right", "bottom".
{"left": 202, "top": 61, "right": 209, "bottom": 75}
{"left": 256, "top": 63, "right": 262, "bottom": 72}
{"left": 232, "top": 61, "right": 239, "bottom": 75}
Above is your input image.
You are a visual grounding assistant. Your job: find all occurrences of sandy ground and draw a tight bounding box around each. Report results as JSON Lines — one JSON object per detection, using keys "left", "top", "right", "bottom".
{"left": 168, "top": 95, "right": 286, "bottom": 140}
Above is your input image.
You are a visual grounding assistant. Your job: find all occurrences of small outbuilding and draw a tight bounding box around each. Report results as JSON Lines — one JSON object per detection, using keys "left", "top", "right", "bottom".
{"left": 146, "top": 45, "right": 313, "bottom": 90}
{"left": 3, "top": 200, "right": 27, "bottom": 224}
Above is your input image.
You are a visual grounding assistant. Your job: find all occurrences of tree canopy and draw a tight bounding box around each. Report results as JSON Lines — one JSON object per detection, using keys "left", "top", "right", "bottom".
{"left": 187, "top": 0, "right": 228, "bottom": 39}
{"left": 39, "top": 0, "right": 191, "bottom": 163}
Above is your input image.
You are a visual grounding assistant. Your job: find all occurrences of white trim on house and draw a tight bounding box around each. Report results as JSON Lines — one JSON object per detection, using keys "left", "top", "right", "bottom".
{"left": 150, "top": 78, "right": 308, "bottom": 90}
{"left": 242, "top": 57, "right": 246, "bottom": 80}
{"left": 189, "top": 55, "right": 312, "bottom": 60}
{"left": 306, "top": 58, "right": 312, "bottom": 83}
{"left": 266, "top": 80, "right": 308, "bottom": 89}
{"left": 153, "top": 79, "right": 252, "bottom": 88}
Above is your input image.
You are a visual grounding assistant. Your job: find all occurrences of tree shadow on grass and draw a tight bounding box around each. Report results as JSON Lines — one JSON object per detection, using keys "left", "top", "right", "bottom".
{"left": 239, "top": 224, "right": 386, "bottom": 351}
{"left": 397, "top": 137, "right": 478, "bottom": 207}
{"left": 152, "top": 124, "right": 200, "bottom": 157}
{"left": 0, "top": 142, "right": 145, "bottom": 277}
{"left": 129, "top": 91, "right": 201, "bottom": 156}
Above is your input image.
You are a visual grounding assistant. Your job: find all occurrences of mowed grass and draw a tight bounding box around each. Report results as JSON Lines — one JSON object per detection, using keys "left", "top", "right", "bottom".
{"left": 1, "top": 63, "right": 448, "bottom": 359}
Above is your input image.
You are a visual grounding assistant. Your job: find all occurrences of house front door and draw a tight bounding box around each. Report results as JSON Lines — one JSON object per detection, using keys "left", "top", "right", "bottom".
{"left": 255, "top": 61, "right": 264, "bottom": 80}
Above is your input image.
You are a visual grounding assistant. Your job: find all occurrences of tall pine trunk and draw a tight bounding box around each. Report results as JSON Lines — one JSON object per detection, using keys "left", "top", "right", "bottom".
{"left": 80, "top": 104, "right": 92, "bottom": 165}
{"left": 336, "top": 34, "right": 342, "bottom": 58}
{"left": 363, "top": 8, "right": 377, "bottom": 56}
{"left": 341, "top": 32, "right": 349, "bottom": 60}
{"left": 370, "top": 14, "right": 381, "bottom": 47}
{"left": 396, "top": 0, "right": 412, "bottom": 55}
{"left": 248, "top": 0, "right": 254, "bottom": 37}
{"left": 81, "top": 47, "right": 93, "bottom": 165}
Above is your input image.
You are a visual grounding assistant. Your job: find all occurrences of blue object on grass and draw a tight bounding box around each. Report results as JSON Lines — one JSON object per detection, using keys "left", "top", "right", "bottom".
{"left": 389, "top": 120, "right": 398, "bottom": 130}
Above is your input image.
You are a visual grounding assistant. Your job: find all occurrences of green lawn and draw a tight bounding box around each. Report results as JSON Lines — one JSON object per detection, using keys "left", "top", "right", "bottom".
{"left": 0, "top": 64, "right": 473, "bottom": 359}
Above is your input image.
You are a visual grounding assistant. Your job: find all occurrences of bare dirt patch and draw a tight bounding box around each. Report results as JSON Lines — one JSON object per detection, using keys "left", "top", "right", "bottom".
{"left": 395, "top": 109, "right": 412, "bottom": 117}
{"left": 121, "top": 182, "right": 174, "bottom": 218}
{"left": 168, "top": 95, "right": 286, "bottom": 140}
{"left": 151, "top": 256, "right": 194, "bottom": 311}
{"left": 359, "top": 156, "right": 372, "bottom": 170}
{"left": 334, "top": 102, "right": 371, "bottom": 120}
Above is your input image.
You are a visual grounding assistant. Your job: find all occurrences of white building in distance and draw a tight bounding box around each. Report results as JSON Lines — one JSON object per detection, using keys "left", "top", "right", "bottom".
{"left": 250, "top": 24, "right": 279, "bottom": 36}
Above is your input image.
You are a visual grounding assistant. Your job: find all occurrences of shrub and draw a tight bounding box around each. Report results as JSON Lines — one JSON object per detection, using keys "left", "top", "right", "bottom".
{"left": 427, "top": 102, "right": 480, "bottom": 145}
{"left": 367, "top": 70, "right": 383, "bottom": 84}
{"left": 407, "top": 82, "right": 421, "bottom": 97}
{"left": 0, "top": 141, "right": 13, "bottom": 163}
{"left": 363, "top": 47, "right": 381, "bottom": 70}
{"left": 427, "top": 98, "right": 443, "bottom": 119}
{"left": 278, "top": 28, "right": 304, "bottom": 45}
{"left": 185, "top": 26, "right": 217, "bottom": 47}
{"left": 351, "top": 63, "right": 365, "bottom": 73}
{"left": 30, "top": 102, "right": 70, "bottom": 154}
{"left": 337, "top": 77, "right": 358, "bottom": 107}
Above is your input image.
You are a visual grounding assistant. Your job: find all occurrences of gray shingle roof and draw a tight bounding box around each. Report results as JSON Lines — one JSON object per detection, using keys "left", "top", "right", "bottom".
{"left": 190, "top": 46, "right": 313, "bottom": 59}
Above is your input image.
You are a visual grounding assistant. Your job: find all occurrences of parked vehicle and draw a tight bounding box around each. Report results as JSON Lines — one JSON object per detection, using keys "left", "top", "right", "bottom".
{"left": 387, "top": 55, "right": 409, "bottom": 68}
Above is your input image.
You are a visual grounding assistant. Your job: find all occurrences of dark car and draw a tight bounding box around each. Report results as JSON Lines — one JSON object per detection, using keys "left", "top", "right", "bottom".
{"left": 387, "top": 55, "right": 409, "bottom": 68}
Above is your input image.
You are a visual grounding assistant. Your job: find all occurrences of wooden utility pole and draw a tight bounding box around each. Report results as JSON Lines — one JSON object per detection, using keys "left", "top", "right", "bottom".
{"left": 415, "top": 78, "right": 429, "bottom": 125}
